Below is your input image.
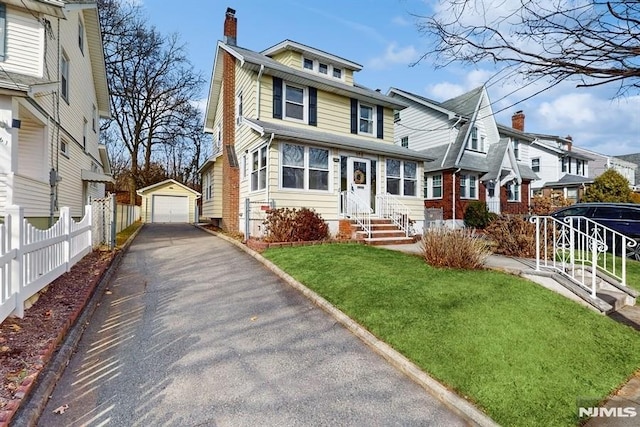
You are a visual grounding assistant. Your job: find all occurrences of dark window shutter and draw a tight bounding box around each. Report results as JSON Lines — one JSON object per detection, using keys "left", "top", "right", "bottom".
{"left": 350, "top": 98, "right": 358, "bottom": 134}
{"left": 273, "top": 77, "right": 283, "bottom": 119}
{"left": 309, "top": 87, "right": 317, "bottom": 126}
{"left": 376, "top": 105, "right": 384, "bottom": 139}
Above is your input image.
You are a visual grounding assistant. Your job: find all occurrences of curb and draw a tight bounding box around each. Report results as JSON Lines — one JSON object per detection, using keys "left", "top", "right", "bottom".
{"left": 197, "top": 226, "right": 499, "bottom": 427}
{"left": 9, "top": 224, "right": 144, "bottom": 427}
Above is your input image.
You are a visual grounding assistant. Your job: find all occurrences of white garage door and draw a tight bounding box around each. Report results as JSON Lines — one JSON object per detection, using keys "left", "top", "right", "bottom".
{"left": 152, "top": 195, "right": 189, "bottom": 223}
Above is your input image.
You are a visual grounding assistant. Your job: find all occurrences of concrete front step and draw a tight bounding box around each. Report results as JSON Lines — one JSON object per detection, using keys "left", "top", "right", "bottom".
{"left": 365, "top": 236, "right": 415, "bottom": 246}
{"left": 357, "top": 230, "right": 408, "bottom": 239}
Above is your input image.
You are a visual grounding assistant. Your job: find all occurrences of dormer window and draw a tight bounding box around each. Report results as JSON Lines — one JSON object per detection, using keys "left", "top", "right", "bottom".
{"left": 301, "top": 57, "right": 344, "bottom": 81}
{"left": 303, "top": 58, "right": 313, "bottom": 70}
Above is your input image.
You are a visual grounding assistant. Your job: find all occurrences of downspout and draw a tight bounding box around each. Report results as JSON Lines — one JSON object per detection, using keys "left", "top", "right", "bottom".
{"left": 452, "top": 168, "right": 460, "bottom": 228}
{"left": 265, "top": 132, "right": 275, "bottom": 203}
{"left": 256, "top": 64, "right": 264, "bottom": 119}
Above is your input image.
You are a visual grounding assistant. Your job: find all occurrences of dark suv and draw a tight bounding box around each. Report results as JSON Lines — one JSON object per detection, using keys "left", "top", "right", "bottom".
{"left": 551, "top": 203, "right": 640, "bottom": 260}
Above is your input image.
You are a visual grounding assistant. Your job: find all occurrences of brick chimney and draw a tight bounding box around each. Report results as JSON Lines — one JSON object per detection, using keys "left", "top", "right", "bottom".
{"left": 221, "top": 7, "right": 239, "bottom": 232}
{"left": 512, "top": 110, "right": 525, "bottom": 131}
{"left": 224, "top": 7, "right": 237, "bottom": 46}
{"left": 565, "top": 135, "right": 572, "bottom": 151}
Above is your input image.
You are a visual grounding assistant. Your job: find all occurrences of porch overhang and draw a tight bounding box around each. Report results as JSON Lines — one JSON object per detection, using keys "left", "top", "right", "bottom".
{"left": 81, "top": 170, "right": 114, "bottom": 183}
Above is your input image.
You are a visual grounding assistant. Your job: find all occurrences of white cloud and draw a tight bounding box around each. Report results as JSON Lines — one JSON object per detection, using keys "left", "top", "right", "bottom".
{"left": 190, "top": 98, "right": 208, "bottom": 115}
{"left": 534, "top": 94, "right": 640, "bottom": 155}
{"left": 368, "top": 43, "right": 419, "bottom": 69}
{"left": 427, "top": 82, "right": 466, "bottom": 99}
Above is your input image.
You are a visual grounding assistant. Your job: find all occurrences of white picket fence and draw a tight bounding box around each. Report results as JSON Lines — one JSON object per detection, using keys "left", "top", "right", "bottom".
{"left": 0, "top": 205, "right": 92, "bottom": 323}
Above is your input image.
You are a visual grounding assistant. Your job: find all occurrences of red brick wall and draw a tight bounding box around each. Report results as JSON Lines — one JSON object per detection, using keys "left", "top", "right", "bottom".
{"left": 424, "top": 171, "right": 531, "bottom": 219}
{"left": 501, "top": 181, "right": 531, "bottom": 215}
{"left": 221, "top": 50, "right": 240, "bottom": 232}
{"left": 424, "top": 170, "right": 487, "bottom": 220}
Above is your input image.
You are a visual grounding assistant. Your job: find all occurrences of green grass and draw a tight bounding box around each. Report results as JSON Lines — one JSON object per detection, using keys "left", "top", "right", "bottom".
{"left": 263, "top": 244, "right": 640, "bottom": 427}
{"left": 115, "top": 221, "right": 142, "bottom": 248}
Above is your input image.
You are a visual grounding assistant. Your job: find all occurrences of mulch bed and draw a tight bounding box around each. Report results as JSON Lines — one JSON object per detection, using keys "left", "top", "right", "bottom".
{"left": 0, "top": 250, "right": 115, "bottom": 425}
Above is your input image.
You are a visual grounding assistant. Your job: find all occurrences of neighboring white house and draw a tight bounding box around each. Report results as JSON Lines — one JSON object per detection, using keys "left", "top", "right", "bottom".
{"left": 0, "top": 0, "right": 112, "bottom": 227}
{"left": 571, "top": 146, "right": 637, "bottom": 188}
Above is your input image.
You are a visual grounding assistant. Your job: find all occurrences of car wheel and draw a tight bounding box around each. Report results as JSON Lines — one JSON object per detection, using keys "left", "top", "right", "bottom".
{"left": 628, "top": 239, "right": 640, "bottom": 261}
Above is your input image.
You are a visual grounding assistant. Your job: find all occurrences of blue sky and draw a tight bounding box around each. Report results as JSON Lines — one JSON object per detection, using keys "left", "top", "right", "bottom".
{"left": 141, "top": 0, "right": 639, "bottom": 156}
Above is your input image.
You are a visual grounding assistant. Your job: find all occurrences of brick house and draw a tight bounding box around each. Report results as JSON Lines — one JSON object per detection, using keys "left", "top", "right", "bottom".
{"left": 388, "top": 87, "right": 537, "bottom": 227}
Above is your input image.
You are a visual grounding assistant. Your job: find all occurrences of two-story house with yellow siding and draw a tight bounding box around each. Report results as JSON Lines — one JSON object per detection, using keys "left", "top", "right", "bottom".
{"left": 200, "top": 8, "right": 432, "bottom": 243}
{"left": 0, "top": 0, "right": 111, "bottom": 227}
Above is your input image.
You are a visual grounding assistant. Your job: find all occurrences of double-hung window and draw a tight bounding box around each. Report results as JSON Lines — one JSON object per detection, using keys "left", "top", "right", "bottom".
{"left": 507, "top": 182, "right": 521, "bottom": 202}
{"left": 532, "top": 158, "right": 540, "bottom": 172}
{"left": 400, "top": 136, "right": 408, "bottom": 148}
{"left": 359, "top": 104, "right": 374, "bottom": 135}
{"left": 251, "top": 146, "right": 267, "bottom": 191}
{"left": 236, "top": 91, "right": 243, "bottom": 124}
{"left": 281, "top": 143, "right": 329, "bottom": 191}
{"left": 460, "top": 174, "right": 478, "bottom": 199}
{"left": 425, "top": 174, "right": 442, "bottom": 199}
{"left": 561, "top": 157, "right": 568, "bottom": 173}
{"left": 386, "top": 159, "right": 417, "bottom": 197}
{"left": 469, "top": 127, "right": 479, "bottom": 150}
{"left": 513, "top": 140, "right": 520, "bottom": 160}
{"left": 284, "top": 83, "right": 306, "bottom": 122}
{"left": 61, "top": 54, "right": 70, "bottom": 102}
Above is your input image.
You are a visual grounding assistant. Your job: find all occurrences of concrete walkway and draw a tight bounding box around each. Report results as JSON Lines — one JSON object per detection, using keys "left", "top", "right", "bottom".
{"left": 36, "top": 225, "right": 467, "bottom": 426}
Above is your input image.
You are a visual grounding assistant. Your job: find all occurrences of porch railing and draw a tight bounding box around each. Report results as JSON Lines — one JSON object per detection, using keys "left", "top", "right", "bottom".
{"left": 375, "top": 193, "right": 411, "bottom": 237}
{"left": 530, "top": 215, "right": 635, "bottom": 297}
{"left": 340, "top": 191, "right": 372, "bottom": 238}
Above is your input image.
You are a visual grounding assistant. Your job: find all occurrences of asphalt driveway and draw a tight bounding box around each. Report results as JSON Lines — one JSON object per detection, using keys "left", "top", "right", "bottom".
{"left": 37, "top": 224, "right": 466, "bottom": 426}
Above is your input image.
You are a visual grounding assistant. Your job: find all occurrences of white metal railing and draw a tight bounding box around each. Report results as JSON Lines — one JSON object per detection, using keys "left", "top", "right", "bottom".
{"left": 530, "top": 215, "right": 635, "bottom": 297}
{"left": 341, "top": 191, "right": 372, "bottom": 238}
{"left": 0, "top": 205, "right": 92, "bottom": 323}
{"left": 376, "top": 193, "right": 411, "bottom": 237}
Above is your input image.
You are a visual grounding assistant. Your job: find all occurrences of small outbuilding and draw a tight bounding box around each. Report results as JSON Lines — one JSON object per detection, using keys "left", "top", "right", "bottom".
{"left": 137, "top": 179, "right": 201, "bottom": 223}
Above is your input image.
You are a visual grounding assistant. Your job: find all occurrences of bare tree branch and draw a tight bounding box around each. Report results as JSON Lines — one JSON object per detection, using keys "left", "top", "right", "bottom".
{"left": 414, "top": 0, "right": 640, "bottom": 96}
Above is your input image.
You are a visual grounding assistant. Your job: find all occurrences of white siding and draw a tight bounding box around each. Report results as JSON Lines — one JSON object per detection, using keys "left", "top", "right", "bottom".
{"left": 3, "top": 7, "right": 43, "bottom": 77}
{"left": 17, "top": 119, "right": 47, "bottom": 182}
{"left": 13, "top": 175, "right": 49, "bottom": 217}
{"left": 393, "top": 101, "right": 457, "bottom": 151}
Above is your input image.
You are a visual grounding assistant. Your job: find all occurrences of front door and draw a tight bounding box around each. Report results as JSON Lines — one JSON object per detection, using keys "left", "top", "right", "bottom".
{"left": 347, "top": 157, "right": 371, "bottom": 208}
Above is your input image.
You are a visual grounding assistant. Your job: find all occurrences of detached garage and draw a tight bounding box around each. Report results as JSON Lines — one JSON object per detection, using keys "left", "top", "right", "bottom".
{"left": 137, "top": 179, "right": 201, "bottom": 223}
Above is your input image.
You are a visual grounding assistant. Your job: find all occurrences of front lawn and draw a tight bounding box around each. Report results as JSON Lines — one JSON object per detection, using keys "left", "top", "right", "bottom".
{"left": 263, "top": 244, "right": 640, "bottom": 427}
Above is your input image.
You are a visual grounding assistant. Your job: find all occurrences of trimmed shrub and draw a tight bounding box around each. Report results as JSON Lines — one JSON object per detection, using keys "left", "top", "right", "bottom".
{"left": 421, "top": 228, "right": 490, "bottom": 269}
{"left": 530, "top": 193, "right": 570, "bottom": 215}
{"left": 464, "top": 201, "right": 494, "bottom": 229}
{"left": 263, "top": 207, "right": 329, "bottom": 243}
{"left": 485, "top": 215, "right": 537, "bottom": 257}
